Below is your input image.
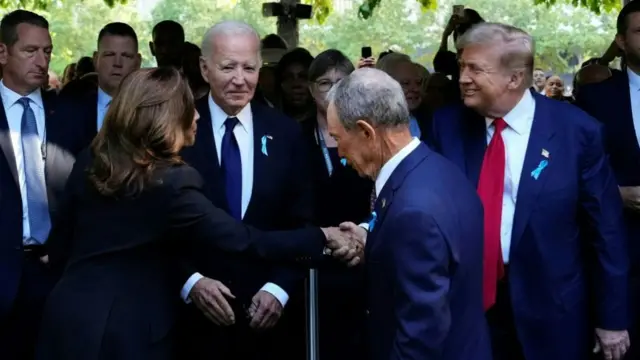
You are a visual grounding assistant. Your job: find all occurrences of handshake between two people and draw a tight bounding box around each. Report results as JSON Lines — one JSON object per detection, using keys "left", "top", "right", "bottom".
{"left": 320, "top": 222, "right": 367, "bottom": 267}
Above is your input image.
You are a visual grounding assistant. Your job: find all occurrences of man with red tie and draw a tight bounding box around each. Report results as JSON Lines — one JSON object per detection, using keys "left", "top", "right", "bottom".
{"left": 430, "top": 22, "right": 630, "bottom": 360}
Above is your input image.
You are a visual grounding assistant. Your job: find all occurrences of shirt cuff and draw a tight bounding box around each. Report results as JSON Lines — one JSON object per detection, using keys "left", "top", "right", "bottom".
{"left": 180, "top": 272, "right": 204, "bottom": 304}
{"left": 359, "top": 222, "right": 370, "bottom": 231}
{"left": 260, "top": 282, "right": 289, "bottom": 307}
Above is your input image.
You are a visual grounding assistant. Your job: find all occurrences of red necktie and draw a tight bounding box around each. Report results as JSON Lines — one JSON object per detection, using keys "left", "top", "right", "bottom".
{"left": 477, "top": 117, "right": 507, "bottom": 311}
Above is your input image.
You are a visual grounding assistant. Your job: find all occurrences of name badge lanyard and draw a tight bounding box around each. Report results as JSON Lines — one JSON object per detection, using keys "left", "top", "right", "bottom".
{"left": 316, "top": 127, "right": 333, "bottom": 177}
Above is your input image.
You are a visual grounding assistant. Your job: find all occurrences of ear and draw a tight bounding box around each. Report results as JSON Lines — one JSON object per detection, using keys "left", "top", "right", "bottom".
{"left": 508, "top": 70, "right": 525, "bottom": 90}
{"left": 92, "top": 51, "right": 98, "bottom": 68}
{"left": 615, "top": 34, "right": 626, "bottom": 55}
{"left": 0, "top": 43, "right": 8, "bottom": 66}
{"left": 134, "top": 53, "right": 142, "bottom": 69}
{"left": 149, "top": 41, "right": 155, "bottom": 56}
{"left": 199, "top": 56, "right": 210, "bottom": 84}
{"left": 355, "top": 119, "right": 376, "bottom": 141}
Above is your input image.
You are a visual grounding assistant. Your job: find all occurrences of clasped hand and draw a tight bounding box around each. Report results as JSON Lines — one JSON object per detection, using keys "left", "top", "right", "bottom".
{"left": 321, "top": 222, "right": 367, "bottom": 266}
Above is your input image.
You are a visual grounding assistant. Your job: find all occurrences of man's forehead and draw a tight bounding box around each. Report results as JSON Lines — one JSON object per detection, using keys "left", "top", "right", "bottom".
{"left": 15, "top": 23, "right": 51, "bottom": 44}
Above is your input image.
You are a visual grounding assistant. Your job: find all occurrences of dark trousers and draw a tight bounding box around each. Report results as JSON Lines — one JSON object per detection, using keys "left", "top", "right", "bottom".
{"left": 0, "top": 253, "right": 57, "bottom": 360}
{"left": 486, "top": 268, "right": 526, "bottom": 360}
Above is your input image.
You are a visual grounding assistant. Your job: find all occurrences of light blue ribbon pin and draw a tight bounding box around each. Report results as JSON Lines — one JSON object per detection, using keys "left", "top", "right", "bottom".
{"left": 340, "top": 158, "right": 347, "bottom": 166}
{"left": 368, "top": 211, "right": 378, "bottom": 232}
{"left": 530, "top": 160, "right": 548, "bottom": 180}
{"left": 261, "top": 135, "right": 272, "bottom": 156}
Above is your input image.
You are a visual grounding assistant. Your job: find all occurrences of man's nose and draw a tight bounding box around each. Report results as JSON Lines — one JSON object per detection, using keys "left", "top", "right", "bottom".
{"left": 33, "top": 50, "right": 48, "bottom": 69}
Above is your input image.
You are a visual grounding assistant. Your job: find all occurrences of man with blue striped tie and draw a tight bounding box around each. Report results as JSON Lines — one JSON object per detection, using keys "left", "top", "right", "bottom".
{"left": 0, "top": 10, "right": 78, "bottom": 359}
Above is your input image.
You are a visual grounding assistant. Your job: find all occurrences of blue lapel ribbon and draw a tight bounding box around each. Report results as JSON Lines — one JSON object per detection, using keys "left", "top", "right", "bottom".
{"left": 261, "top": 135, "right": 272, "bottom": 156}
{"left": 368, "top": 211, "right": 378, "bottom": 232}
{"left": 530, "top": 159, "right": 548, "bottom": 180}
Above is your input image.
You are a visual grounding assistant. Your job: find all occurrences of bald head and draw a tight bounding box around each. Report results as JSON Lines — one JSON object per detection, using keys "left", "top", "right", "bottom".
{"left": 327, "top": 68, "right": 410, "bottom": 130}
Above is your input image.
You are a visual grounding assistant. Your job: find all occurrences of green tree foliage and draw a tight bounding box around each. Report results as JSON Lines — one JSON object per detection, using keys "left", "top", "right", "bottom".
{"left": 150, "top": 0, "right": 276, "bottom": 47}
{"left": 0, "top": 0, "right": 621, "bottom": 75}
{"left": 0, "top": 0, "right": 152, "bottom": 75}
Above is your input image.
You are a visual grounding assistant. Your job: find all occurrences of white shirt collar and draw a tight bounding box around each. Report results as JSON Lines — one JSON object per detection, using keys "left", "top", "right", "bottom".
{"left": 375, "top": 137, "right": 421, "bottom": 197}
{"left": 97, "top": 87, "right": 112, "bottom": 108}
{"left": 628, "top": 68, "right": 640, "bottom": 92}
{"left": 485, "top": 89, "right": 535, "bottom": 135}
{"left": 0, "top": 80, "right": 43, "bottom": 110}
{"left": 207, "top": 92, "right": 253, "bottom": 134}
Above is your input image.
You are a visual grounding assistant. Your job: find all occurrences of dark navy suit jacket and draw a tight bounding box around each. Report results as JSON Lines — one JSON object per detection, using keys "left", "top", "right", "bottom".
{"left": 0, "top": 90, "right": 78, "bottom": 318}
{"left": 575, "top": 72, "right": 640, "bottom": 267}
{"left": 365, "top": 142, "right": 491, "bottom": 360}
{"left": 54, "top": 86, "right": 99, "bottom": 152}
{"left": 430, "top": 93, "right": 628, "bottom": 360}
{"left": 180, "top": 96, "right": 313, "bottom": 303}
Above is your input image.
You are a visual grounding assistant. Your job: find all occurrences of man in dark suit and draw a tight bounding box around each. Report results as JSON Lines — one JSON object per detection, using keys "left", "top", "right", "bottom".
{"left": 0, "top": 10, "right": 77, "bottom": 359}
{"left": 55, "top": 22, "right": 140, "bottom": 151}
{"left": 431, "top": 22, "right": 629, "bottom": 360}
{"left": 178, "top": 20, "right": 313, "bottom": 359}
{"left": 575, "top": 3, "right": 640, "bottom": 358}
{"left": 334, "top": 68, "right": 491, "bottom": 360}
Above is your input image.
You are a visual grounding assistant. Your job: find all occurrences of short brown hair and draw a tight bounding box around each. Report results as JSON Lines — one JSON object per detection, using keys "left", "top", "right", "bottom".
{"left": 0, "top": 10, "right": 48, "bottom": 48}
{"left": 89, "top": 67, "right": 195, "bottom": 197}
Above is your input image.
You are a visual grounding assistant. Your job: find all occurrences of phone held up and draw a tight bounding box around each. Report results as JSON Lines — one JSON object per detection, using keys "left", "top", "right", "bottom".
{"left": 361, "top": 46, "right": 372, "bottom": 59}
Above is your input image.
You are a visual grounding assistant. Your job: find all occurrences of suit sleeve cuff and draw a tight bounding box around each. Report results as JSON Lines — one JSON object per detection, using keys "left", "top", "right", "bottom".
{"left": 260, "top": 282, "right": 290, "bottom": 307}
{"left": 359, "top": 222, "right": 370, "bottom": 231}
{"left": 180, "top": 272, "right": 203, "bottom": 304}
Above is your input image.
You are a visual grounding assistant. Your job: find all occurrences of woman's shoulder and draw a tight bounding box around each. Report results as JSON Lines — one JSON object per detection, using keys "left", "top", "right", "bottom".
{"left": 156, "top": 164, "right": 204, "bottom": 191}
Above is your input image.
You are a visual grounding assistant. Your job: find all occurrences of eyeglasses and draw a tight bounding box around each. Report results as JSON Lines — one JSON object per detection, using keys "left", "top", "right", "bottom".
{"left": 315, "top": 78, "right": 343, "bottom": 93}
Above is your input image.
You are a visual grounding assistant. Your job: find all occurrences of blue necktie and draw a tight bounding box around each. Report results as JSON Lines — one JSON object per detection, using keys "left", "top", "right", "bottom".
{"left": 221, "top": 117, "right": 242, "bottom": 220}
{"left": 18, "top": 97, "right": 51, "bottom": 244}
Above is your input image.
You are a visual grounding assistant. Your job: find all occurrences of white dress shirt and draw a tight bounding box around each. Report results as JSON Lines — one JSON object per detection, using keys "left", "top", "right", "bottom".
{"left": 180, "top": 94, "right": 289, "bottom": 307}
{"left": 1, "top": 80, "right": 48, "bottom": 245}
{"left": 96, "top": 87, "right": 112, "bottom": 131}
{"left": 484, "top": 90, "right": 536, "bottom": 263}
{"left": 359, "top": 137, "right": 421, "bottom": 230}
{"left": 627, "top": 68, "right": 640, "bottom": 148}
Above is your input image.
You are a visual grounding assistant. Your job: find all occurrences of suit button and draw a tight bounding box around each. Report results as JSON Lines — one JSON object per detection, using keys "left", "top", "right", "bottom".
{"left": 365, "top": 310, "right": 370, "bottom": 316}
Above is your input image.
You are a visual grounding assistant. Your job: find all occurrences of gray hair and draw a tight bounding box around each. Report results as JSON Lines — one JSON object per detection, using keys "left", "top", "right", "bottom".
{"left": 375, "top": 52, "right": 411, "bottom": 75}
{"left": 327, "top": 68, "right": 410, "bottom": 131}
{"left": 456, "top": 22, "right": 534, "bottom": 88}
{"left": 201, "top": 20, "right": 261, "bottom": 59}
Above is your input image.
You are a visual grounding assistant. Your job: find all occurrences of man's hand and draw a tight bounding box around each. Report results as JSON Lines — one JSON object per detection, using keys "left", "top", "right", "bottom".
{"left": 321, "top": 226, "right": 363, "bottom": 266}
{"left": 593, "top": 328, "right": 630, "bottom": 360}
{"left": 619, "top": 186, "right": 640, "bottom": 211}
{"left": 247, "top": 290, "right": 283, "bottom": 330}
{"left": 357, "top": 57, "right": 376, "bottom": 68}
{"left": 189, "top": 277, "right": 236, "bottom": 326}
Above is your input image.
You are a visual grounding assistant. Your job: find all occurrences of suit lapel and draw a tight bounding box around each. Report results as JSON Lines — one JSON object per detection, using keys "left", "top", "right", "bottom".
{"left": 611, "top": 73, "right": 640, "bottom": 155}
{"left": 0, "top": 97, "right": 18, "bottom": 186}
{"left": 365, "top": 143, "right": 430, "bottom": 256}
{"left": 43, "top": 91, "right": 56, "bottom": 183}
{"left": 462, "top": 108, "right": 487, "bottom": 187}
{"left": 510, "top": 95, "right": 557, "bottom": 249}
{"left": 243, "top": 103, "right": 271, "bottom": 219}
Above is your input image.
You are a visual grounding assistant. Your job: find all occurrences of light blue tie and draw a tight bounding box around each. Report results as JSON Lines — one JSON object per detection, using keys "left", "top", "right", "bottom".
{"left": 18, "top": 97, "right": 50, "bottom": 244}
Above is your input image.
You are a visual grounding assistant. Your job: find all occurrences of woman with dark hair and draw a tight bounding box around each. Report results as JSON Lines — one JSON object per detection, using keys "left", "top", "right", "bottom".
{"left": 303, "top": 49, "right": 373, "bottom": 360}
{"left": 35, "top": 67, "right": 358, "bottom": 360}
{"left": 275, "top": 47, "right": 315, "bottom": 122}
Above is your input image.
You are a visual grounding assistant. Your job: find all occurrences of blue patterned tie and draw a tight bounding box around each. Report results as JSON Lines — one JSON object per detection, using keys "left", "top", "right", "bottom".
{"left": 18, "top": 97, "right": 51, "bottom": 244}
{"left": 221, "top": 117, "right": 242, "bottom": 220}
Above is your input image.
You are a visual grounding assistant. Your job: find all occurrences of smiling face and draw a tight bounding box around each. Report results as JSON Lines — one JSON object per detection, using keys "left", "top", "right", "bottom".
{"left": 200, "top": 33, "right": 260, "bottom": 115}
{"left": 458, "top": 43, "right": 516, "bottom": 116}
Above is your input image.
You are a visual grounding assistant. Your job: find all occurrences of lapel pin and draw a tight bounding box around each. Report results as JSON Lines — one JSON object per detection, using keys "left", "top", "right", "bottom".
{"left": 340, "top": 158, "right": 347, "bottom": 166}
{"left": 531, "top": 159, "right": 549, "bottom": 180}
{"left": 381, "top": 198, "right": 386, "bottom": 208}
{"left": 261, "top": 135, "right": 272, "bottom": 156}
{"left": 541, "top": 148, "right": 549, "bottom": 158}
